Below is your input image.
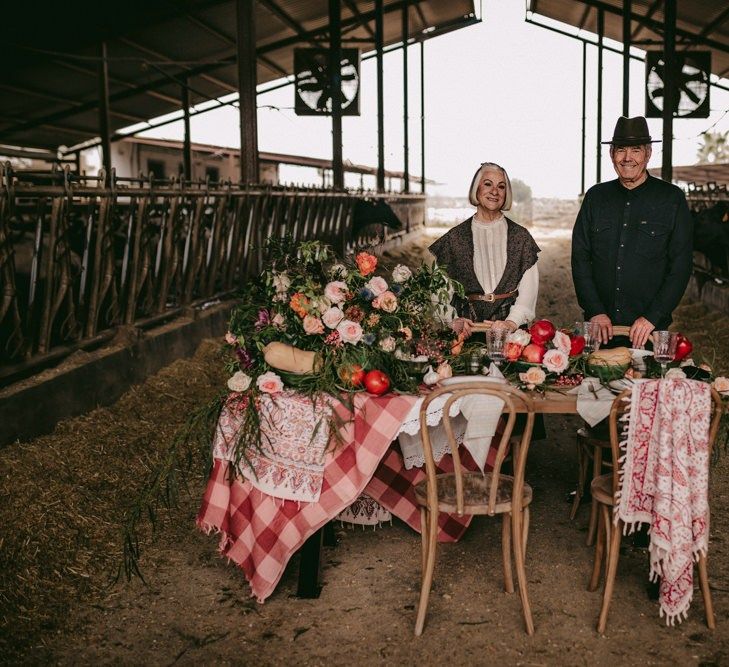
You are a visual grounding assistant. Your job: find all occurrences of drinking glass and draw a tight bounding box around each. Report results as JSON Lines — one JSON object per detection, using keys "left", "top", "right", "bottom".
{"left": 652, "top": 330, "right": 678, "bottom": 377}
{"left": 576, "top": 321, "right": 601, "bottom": 354}
{"left": 487, "top": 328, "right": 507, "bottom": 366}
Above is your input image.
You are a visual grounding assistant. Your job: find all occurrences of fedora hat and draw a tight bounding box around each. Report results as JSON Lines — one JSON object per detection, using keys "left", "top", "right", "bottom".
{"left": 602, "top": 116, "right": 661, "bottom": 146}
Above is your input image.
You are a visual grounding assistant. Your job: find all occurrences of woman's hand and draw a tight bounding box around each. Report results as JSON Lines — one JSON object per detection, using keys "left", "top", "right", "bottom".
{"left": 451, "top": 317, "right": 474, "bottom": 338}
{"left": 492, "top": 319, "right": 517, "bottom": 333}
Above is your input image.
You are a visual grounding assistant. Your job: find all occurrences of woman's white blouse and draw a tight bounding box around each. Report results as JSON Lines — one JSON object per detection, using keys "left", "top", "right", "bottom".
{"left": 471, "top": 215, "right": 539, "bottom": 327}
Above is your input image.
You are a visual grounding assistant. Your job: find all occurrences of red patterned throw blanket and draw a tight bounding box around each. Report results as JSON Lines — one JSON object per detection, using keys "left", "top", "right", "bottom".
{"left": 212, "top": 391, "right": 333, "bottom": 503}
{"left": 616, "top": 378, "right": 712, "bottom": 625}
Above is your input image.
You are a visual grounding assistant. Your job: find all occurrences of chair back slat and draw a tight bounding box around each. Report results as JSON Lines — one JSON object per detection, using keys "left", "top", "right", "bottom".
{"left": 419, "top": 382, "right": 534, "bottom": 516}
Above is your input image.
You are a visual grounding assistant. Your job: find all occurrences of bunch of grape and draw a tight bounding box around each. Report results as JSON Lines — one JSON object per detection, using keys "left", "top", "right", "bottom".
{"left": 553, "top": 373, "right": 584, "bottom": 387}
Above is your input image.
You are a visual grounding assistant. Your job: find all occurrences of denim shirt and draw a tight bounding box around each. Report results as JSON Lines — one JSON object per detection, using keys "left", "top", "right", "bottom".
{"left": 571, "top": 175, "right": 693, "bottom": 330}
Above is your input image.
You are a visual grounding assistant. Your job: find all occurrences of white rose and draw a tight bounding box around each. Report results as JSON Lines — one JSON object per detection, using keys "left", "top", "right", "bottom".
{"left": 391, "top": 264, "right": 412, "bottom": 283}
{"left": 366, "top": 276, "right": 389, "bottom": 297}
{"left": 330, "top": 263, "right": 349, "bottom": 279}
{"left": 507, "top": 329, "right": 531, "bottom": 346}
{"left": 665, "top": 368, "right": 687, "bottom": 380}
{"left": 542, "top": 349, "right": 569, "bottom": 374}
{"left": 272, "top": 272, "right": 291, "bottom": 293}
{"left": 379, "top": 336, "right": 397, "bottom": 352}
{"left": 272, "top": 313, "right": 287, "bottom": 329}
{"left": 227, "top": 371, "right": 252, "bottom": 393}
{"left": 322, "top": 306, "right": 345, "bottom": 329}
{"left": 337, "top": 319, "right": 363, "bottom": 345}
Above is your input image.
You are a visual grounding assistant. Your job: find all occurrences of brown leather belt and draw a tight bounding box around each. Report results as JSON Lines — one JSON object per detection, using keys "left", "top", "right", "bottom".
{"left": 467, "top": 290, "right": 517, "bottom": 303}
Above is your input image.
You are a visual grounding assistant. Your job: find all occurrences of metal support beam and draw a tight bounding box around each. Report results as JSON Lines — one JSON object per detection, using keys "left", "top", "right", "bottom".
{"left": 662, "top": 0, "right": 676, "bottom": 182}
{"left": 420, "top": 39, "right": 425, "bottom": 195}
{"left": 631, "top": 0, "right": 661, "bottom": 40}
{"left": 596, "top": 8, "right": 604, "bottom": 184}
{"left": 343, "top": 0, "right": 375, "bottom": 38}
{"left": 329, "top": 0, "right": 344, "bottom": 189}
{"left": 402, "top": 3, "right": 409, "bottom": 193}
{"left": 622, "top": 0, "right": 631, "bottom": 116}
{"left": 237, "top": 0, "right": 258, "bottom": 183}
{"left": 376, "top": 0, "right": 385, "bottom": 192}
{"left": 182, "top": 77, "right": 192, "bottom": 181}
{"left": 581, "top": 41, "right": 586, "bottom": 196}
{"left": 98, "top": 42, "right": 112, "bottom": 183}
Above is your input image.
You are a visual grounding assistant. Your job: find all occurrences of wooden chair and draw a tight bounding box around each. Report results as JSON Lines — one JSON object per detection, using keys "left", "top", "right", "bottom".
{"left": 412, "top": 382, "right": 535, "bottom": 636}
{"left": 588, "top": 386, "right": 724, "bottom": 633}
{"left": 569, "top": 423, "right": 613, "bottom": 546}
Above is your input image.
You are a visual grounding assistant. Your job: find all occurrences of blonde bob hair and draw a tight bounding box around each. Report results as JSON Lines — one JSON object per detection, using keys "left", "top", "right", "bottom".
{"left": 468, "top": 162, "right": 512, "bottom": 211}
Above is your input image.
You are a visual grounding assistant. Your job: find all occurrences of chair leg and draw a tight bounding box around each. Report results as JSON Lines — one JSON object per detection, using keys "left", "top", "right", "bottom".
{"left": 588, "top": 503, "right": 607, "bottom": 591}
{"left": 697, "top": 553, "right": 716, "bottom": 630}
{"left": 511, "top": 507, "right": 534, "bottom": 635}
{"left": 414, "top": 507, "right": 439, "bottom": 636}
{"left": 522, "top": 505, "right": 530, "bottom": 559}
{"left": 570, "top": 441, "right": 587, "bottom": 520}
{"left": 501, "top": 512, "right": 514, "bottom": 594}
{"left": 597, "top": 517, "right": 623, "bottom": 634}
{"left": 420, "top": 507, "right": 428, "bottom": 575}
{"left": 586, "top": 447, "right": 603, "bottom": 547}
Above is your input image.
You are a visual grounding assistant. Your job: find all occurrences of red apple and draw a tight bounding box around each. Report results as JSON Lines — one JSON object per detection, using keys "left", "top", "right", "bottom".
{"left": 529, "top": 319, "right": 556, "bottom": 345}
{"left": 674, "top": 334, "right": 693, "bottom": 362}
{"left": 521, "top": 343, "right": 546, "bottom": 364}
{"left": 364, "top": 369, "right": 391, "bottom": 396}
{"left": 569, "top": 335, "right": 586, "bottom": 356}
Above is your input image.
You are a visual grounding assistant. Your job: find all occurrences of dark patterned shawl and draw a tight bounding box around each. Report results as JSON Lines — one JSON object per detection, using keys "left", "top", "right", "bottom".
{"left": 428, "top": 216, "right": 540, "bottom": 320}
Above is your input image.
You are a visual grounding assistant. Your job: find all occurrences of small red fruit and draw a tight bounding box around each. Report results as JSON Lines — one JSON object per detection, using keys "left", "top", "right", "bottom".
{"left": 673, "top": 334, "right": 693, "bottom": 362}
{"left": 529, "top": 319, "right": 556, "bottom": 345}
{"left": 364, "top": 369, "right": 391, "bottom": 396}
{"left": 521, "top": 343, "right": 546, "bottom": 364}
{"left": 338, "top": 363, "right": 366, "bottom": 387}
{"left": 569, "top": 335, "right": 586, "bottom": 356}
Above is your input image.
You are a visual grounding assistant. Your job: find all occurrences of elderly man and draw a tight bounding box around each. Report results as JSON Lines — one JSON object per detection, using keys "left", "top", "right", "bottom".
{"left": 571, "top": 116, "right": 693, "bottom": 348}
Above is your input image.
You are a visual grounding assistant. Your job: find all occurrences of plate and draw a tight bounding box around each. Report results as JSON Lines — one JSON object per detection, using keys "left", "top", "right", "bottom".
{"left": 439, "top": 375, "right": 507, "bottom": 387}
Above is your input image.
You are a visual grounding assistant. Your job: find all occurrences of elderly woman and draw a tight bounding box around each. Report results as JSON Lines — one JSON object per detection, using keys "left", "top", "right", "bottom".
{"left": 429, "top": 162, "right": 540, "bottom": 336}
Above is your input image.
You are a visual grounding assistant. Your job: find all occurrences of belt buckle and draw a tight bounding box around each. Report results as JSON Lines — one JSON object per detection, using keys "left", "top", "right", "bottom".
{"left": 484, "top": 293, "right": 495, "bottom": 303}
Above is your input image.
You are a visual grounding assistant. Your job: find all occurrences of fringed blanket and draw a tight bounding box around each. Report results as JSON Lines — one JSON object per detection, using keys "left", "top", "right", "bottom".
{"left": 616, "top": 378, "right": 712, "bottom": 625}
{"left": 212, "top": 391, "right": 333, "bottom": 503}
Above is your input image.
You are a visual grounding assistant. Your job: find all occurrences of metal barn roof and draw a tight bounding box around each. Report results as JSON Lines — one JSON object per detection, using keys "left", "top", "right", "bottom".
{"left": 528, "top": 1, "right": 729, "bottom": 79}
{"left": 0, "top": 0, "right": 477, "bottom": 151}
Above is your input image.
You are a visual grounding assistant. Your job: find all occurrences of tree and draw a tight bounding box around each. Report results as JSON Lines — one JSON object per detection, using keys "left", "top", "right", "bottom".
{"left": 511, "top": 178, "right": 532, "bottom": 204}
{"left": 696, "top": 130, "right": 729, "bottom": 164}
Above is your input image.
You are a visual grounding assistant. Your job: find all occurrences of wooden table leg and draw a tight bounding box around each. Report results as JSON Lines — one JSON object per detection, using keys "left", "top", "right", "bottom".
{"left": 297, "top": 527, "right": 323, "bottom": 598}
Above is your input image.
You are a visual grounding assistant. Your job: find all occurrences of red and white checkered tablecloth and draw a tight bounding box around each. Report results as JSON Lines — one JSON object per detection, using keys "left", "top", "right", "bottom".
{"left": 197, "top": 391, "right": 494, "bottom": 602}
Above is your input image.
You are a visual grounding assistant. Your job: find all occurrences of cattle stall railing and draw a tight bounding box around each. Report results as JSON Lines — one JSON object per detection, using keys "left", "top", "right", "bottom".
{"left": 0, "top": 166, "right": 425, "bottom": 380}
{"left": 686, "top": 184, "right": 729, "bottom": 285}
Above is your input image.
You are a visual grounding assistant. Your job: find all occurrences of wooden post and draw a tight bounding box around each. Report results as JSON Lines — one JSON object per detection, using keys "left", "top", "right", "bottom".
{"left": 98, "top": 42, "right": 112, "bottom": 183}
{"left": 237, "top": 0, "right": 259, "bottom": 184}
{"left": 182, "top": 76, "right": 192, "bottom": 181}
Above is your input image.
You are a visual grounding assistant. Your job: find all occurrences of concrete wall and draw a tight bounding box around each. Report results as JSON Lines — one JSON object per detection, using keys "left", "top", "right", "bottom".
{"left": 0, "top": 302, "right": 235, "bottom": 447}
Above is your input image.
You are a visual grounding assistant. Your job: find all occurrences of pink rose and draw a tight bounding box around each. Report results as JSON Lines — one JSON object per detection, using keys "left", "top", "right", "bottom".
{"left": 519, "top": 366, "right": 546, "bottom": 389}
{"left": 712, "top": 376, "right": 729, "bottom": 394}
{"left": 379, "top": 336, "right": 396, "bottom": 352}
{"left": 324, "top": 280, "right": 348, "bottom": 304}
{"left": 303, "top": 314, "right": 324, "bottom": 335}
{"left": 398, "top": 326, "right": 413, "bottom": 341}
{"left": 337, "top": 319, "right": 363, "bottom": 345}
{"left": 542, "top": 348, "right": 569, "bottom": 373}
{"left": 224, "top": 331, "right": 237, "bottom": 345}
{"left": 372, "top": 290, "right": 397, "bottom": 313}
{"left": 257, "top": 371, "right": 284, "bottom": 394}
{"left": 366, "top": 276, "right": 389, "bottom": 297}
{"left": 322, "top": 306, "right": 344, "bottom": 329}
{"left": 272, "top": 313, "right": 286, "bottom": 329}
{"left": 553, "top": 330, "right": 571, "bottom": 355}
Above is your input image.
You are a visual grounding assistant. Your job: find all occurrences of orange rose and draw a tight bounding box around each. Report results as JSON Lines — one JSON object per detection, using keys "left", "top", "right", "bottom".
{"left": 355, "top": 252, "right": 378, "bottom": 276}
{"left": 289, "top": 292, "right": 310, "bottom": 318}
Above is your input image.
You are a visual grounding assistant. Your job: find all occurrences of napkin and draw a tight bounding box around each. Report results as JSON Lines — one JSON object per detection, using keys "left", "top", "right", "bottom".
{"left": 573, "top": 377, "right": 615, "bottom": 427}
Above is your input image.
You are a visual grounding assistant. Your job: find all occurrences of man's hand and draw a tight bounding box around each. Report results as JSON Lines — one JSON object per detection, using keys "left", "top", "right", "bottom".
{"left": 590, "top": 314, "right": 613, "bottom": 344}
{"left": 451, "top": 317, "right": 473, "bottom": 339}
{"left": 629, "top": 317, "right": 654, "bottom": 349}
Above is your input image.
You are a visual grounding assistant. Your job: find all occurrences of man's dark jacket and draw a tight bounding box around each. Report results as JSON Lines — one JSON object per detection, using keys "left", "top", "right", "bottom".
{"left": 571, "top": 175, "right": 693, "bottom": 330}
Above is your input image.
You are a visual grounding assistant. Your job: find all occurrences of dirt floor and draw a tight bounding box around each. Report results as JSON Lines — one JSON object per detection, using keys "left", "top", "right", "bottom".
{"left": 2, "top": 223, "right": 729, "bottom": 666}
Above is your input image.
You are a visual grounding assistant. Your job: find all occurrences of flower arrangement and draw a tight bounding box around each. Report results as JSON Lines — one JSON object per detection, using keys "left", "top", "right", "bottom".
{"left": 223, "top": 238, "right": 464, "bottom": 397}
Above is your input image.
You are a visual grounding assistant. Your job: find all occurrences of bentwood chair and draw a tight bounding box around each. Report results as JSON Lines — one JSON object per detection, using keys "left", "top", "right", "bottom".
{"left": 569, "top": 423, "right": 613, "bottom": 546}
{"left": 412, "top": 382, "right": 536, "bottom": 636}
{"left": 588, "top": 386, "right": 724, "bottom": 633}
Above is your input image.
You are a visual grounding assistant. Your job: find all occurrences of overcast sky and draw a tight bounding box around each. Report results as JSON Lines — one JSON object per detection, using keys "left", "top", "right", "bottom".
{"left": 138, "top": 0, "right": 729, "bottom": 199}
